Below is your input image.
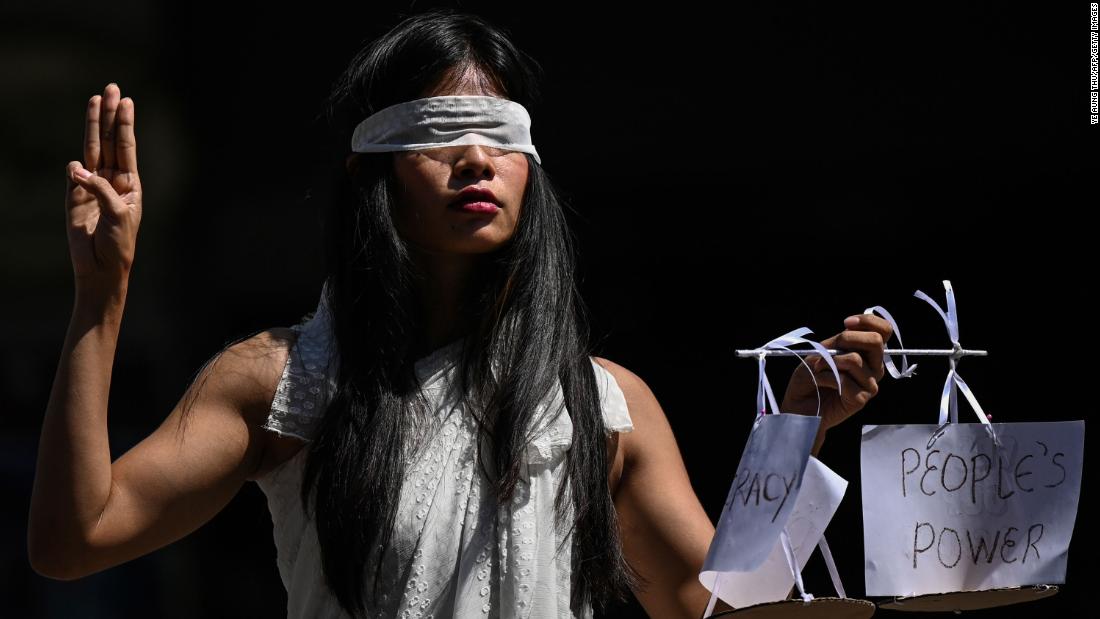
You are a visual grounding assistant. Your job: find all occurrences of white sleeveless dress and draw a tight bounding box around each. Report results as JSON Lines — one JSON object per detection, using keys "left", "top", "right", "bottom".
{"left": 253, "top": 291, "right": 634, "bottom": 619}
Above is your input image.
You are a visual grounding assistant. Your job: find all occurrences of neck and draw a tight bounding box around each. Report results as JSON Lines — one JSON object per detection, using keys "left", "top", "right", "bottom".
{"left": 408, "top": 245, "right": 484, "bottom": 352}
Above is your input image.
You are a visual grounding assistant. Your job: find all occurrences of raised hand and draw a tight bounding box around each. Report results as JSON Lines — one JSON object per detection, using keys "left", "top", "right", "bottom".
{"left": 65, "top": 82, "right": 142, "bottom": 295}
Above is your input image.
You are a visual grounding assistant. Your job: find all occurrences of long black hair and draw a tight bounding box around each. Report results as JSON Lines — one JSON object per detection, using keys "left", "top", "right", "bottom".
{"left": 299, "top": 8, "right": 642, "bottom": 617}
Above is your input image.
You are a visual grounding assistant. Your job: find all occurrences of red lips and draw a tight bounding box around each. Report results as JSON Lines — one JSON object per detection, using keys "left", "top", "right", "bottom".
{"left": 450, "top": 186, "right": 501, "bottom": 208}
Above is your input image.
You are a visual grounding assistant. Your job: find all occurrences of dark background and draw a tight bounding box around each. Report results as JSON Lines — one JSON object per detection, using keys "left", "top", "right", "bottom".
{"left": 3, "top": 0, "right": 1095, "bottom": 617}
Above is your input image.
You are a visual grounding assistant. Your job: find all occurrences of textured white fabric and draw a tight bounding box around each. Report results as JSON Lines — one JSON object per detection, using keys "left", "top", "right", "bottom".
{"left": 350, "top": 95, "right": 542, "bottom": 165}
{"left": 255, "top": 293, "right": 633, "bottom": 618}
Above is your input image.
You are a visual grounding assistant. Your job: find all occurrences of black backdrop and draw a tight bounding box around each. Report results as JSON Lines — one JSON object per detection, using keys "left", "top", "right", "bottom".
{"left": 3, "top": 1, "right": 1095, "bottom": 617}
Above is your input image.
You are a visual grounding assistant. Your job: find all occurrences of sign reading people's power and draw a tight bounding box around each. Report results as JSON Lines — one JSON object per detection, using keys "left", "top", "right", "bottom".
{"left": 861, "top": 422, "right": 1084, "bottom": 596}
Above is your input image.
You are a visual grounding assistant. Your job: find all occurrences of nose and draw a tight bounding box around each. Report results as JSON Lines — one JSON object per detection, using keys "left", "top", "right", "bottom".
{"left": 452, "top": 144, "right": 495, "bottom": 179}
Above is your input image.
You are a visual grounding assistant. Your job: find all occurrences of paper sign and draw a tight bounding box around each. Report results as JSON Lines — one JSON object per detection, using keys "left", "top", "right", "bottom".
{"left": 702, "top": 413, "right": 821, "bottom": 574}
{"left": 861, "top": 422, "right": 1085, "bottom": 597}
{"left": 701, "top": 455, "right": 848, "bottom": 607}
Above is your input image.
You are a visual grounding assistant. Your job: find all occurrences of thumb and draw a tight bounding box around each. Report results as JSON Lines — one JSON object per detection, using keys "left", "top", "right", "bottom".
{"left": 70, "top": 164, "right": 126, "bottom": 218}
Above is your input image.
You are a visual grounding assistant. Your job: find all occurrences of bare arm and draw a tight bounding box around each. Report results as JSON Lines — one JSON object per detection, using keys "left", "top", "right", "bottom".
{"left": 27, "top": 291, "right": 127, "bottom": 578}
{"left": 28, "top": 300, "right": 292, "bottom": 580}
{"left": 28, "top": 82, "right": 291, "bottom": 580}
{"left": 28, "top": 298, "right": 293, "bottom": 580}
{"left": 594, "top": 358, "right": 734, "bottom": 619}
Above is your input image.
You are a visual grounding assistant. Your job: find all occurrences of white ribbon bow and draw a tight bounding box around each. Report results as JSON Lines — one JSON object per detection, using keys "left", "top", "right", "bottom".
{"left": 861, "top": 305, "right": 918, "bottom": 379}
{"left": 755, "top": 327, "right": 843, "bottom": 420}
{"left": 913, "top": 280, "right": 999, "bottom": 448}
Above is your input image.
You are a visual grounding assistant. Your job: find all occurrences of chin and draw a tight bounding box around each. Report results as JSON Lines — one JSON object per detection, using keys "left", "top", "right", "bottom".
{"left": 453, "top": 238, "right": 512, "bottom": 254}
{"left": 410, "top": 235, "right": 512, "bottom": 255}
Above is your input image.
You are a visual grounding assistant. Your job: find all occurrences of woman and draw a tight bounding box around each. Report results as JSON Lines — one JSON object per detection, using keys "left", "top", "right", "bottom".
{"left": 28, "top": 9, "right": 893, "bottom": 619}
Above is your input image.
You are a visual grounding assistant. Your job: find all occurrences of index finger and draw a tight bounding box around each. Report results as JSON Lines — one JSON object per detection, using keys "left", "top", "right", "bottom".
{"left": 84, "top": 94, "right": 102, "bottom": 172}
{"left": 844, "top": 313, "right": 894, "bottom": 343}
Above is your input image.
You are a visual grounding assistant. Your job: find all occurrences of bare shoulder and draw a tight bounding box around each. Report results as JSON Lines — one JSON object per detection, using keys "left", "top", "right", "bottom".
{"left": 591, "top": 356, "right": 646, "bottom": 394}
{"left": 591, "top": 356, "right": 664, "bottom": 426}
{"left": 211, "top": 327, "right": 298, "bottom": 422}
{"left": 182, "top": 326, "right": 301, "bottom": 480}
{"left": 218, "top": 327, "right": 304, "bottom": 480}
{"left": 590, "top": 356, "right": 671, "bottom": 479}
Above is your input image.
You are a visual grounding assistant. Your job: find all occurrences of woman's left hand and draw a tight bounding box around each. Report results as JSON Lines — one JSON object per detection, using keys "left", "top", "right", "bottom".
{"left": 780, "top": 313, "right": 894, "bottom": 447}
